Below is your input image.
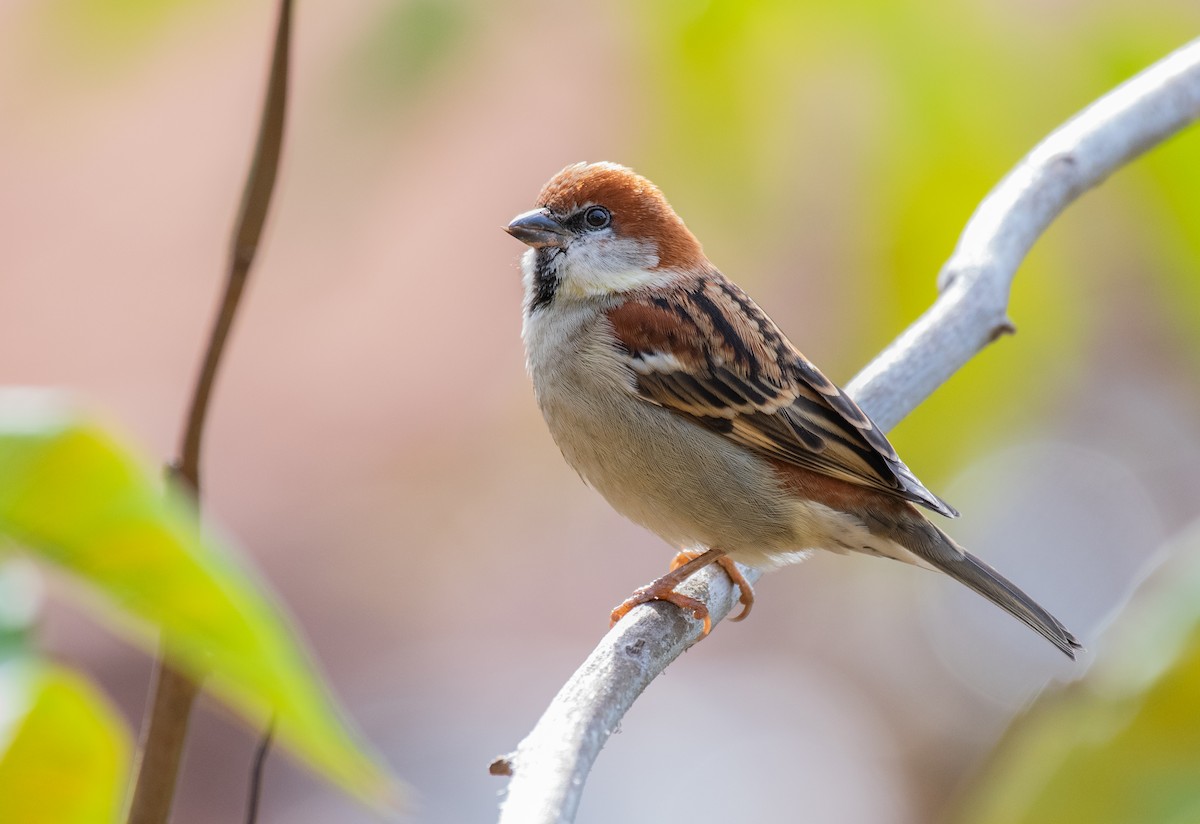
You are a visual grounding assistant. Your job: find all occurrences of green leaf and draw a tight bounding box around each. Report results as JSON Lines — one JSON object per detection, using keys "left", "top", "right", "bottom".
{"left": 956, "top": 522, "right": 1200, "bottom": 824}
{"left": 0, "top": 664, "right": 131, "bottom": 824}
{"left": 0, "top": 559, "right": 128, "bottom": 824}
{"left": 0, "top": 389, "right": 399, "bottom": 810}
{"left": 0, "top": 560, "right": 41, "bottom": 668}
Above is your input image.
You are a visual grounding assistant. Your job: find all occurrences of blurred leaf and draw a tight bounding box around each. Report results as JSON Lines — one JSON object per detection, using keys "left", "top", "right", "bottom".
{"left": 0, "top": 559, "right": 125, "bottom": 824}
{"left": 0, "top": 561, "right": 41, "bottom": 667}
{"left": 956, "top": 522, "right": 1200, "bottom": 824}
{"left": 0, "top": 664, "right": 130, "bottom": 824}
{"left": 0, "top": 389, "right": 400, "bottom": 810}
{"left": 347, "top": 0, "right": 473, "bottom": 106}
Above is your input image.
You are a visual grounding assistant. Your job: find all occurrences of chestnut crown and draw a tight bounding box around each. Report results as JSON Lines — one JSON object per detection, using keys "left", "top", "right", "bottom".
{"left": 507, "top": 163, "right": 705, "bottom": 273}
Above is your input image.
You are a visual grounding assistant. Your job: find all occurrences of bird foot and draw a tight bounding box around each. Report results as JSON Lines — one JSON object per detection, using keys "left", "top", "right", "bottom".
{"left": 610, "top": 582, "right": 712, "bottom": 635}
{"left": 609, "top": 547, "right": 755, "bottom": 636}
{"left": 670, "top": 549, "right": 755, "bottom": 622}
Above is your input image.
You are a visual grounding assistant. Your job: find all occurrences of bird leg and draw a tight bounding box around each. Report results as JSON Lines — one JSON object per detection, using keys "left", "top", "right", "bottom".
{"left": 671, "top": 548, "right": 754, "bottom": 623}
{"left": 609, "top": 547, "right": 753, "bottom": 636}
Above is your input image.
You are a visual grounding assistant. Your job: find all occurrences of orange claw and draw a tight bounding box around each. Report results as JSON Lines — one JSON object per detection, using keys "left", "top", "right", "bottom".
{"left": 670, "top": 550, "right": 755, "bottom": 622}
{"left": 610, "top": 547, "right": 756, "bottom": 636}
{"left": 610, "top": 584, "right": 712, "bottom": 635}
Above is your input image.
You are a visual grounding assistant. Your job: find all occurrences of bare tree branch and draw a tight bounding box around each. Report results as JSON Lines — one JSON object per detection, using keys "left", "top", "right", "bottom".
{"left": 126, "top": 2, "right": 292, "bottom": 822}
{"left": 847, "top": 38, "right": 1200, "bottom": 430}
{"left": 495, "top": 36, "right": 1200, "bottom": 824}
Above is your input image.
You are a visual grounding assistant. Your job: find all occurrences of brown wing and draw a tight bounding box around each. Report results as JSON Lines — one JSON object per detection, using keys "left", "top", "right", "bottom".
{"left": 606, "top": 273, "right": 958, "bottom": 518}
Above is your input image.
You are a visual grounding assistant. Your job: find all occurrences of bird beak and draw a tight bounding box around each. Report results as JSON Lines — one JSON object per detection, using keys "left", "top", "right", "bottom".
{"left": 505, "top": 208, "right": 569, "bottom": 248}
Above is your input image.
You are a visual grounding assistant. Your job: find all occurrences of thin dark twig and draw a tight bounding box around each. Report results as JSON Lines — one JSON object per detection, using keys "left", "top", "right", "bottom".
{"left": 127, "top": 662, "right": 201, "bottom": 824}
{"left": 244, "top": 722, "right": 276, "bottom": 824}
{"left": 178, "top": 0, "right": 293, "bottom": 491}
{"left": 126, "top": 2, "right": 293, "bottom": 823}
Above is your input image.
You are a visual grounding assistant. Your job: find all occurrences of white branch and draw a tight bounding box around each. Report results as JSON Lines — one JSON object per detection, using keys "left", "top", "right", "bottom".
{"left": 495, "top": 37, "right": 1200, "bottom": 824}
{"left": 847, "top": 38, "right": 1200, "bottom": 429}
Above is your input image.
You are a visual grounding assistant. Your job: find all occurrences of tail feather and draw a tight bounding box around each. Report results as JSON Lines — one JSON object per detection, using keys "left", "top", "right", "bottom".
{"left": 896, "top": 519, "right": 1081, "bottom": 660}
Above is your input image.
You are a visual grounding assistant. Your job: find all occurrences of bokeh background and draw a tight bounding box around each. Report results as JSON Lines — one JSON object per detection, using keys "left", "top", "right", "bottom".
{"left": 3, "top": 1, "right": 1200, "bottom": 822}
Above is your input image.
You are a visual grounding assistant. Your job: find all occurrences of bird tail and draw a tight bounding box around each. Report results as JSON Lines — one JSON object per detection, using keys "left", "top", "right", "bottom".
{"left": 891, "top": 515, "right": 1081, "bottom": 660}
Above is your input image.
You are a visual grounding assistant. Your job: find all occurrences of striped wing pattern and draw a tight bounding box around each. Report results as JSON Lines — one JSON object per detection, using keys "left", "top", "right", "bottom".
{"left": 606, "top": 272, "right": 958, "bottom": 518}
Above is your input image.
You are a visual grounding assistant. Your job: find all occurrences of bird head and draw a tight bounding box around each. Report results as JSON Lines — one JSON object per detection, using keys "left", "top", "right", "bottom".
{"left": 506, "top": 162, "right": 706, "bottom": 309}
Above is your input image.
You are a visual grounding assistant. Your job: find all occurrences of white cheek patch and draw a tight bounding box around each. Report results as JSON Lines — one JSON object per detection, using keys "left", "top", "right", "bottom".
{"left": 557, "top": 236, "right": 672, "bottom": 299}
{"left": 573, "top": 234, "right": 658, "bottom": 273}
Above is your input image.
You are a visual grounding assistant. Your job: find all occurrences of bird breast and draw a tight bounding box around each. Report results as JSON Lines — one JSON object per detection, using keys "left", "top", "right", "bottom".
{"left": 523, "top": 298, "right": 812, "bottom": 563}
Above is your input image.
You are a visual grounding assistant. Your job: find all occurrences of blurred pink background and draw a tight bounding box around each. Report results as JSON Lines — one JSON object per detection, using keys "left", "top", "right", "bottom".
{"left": 3, "top": 2, "right": 1199, "bottom": 822}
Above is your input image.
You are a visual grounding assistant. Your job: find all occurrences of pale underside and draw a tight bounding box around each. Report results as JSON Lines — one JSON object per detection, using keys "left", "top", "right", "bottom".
{"left": 521, "top": 253, "right": 932, "bottom": 571}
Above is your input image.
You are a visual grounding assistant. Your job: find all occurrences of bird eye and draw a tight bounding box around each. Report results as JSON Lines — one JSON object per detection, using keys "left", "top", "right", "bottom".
{"left": 583, "top": 205, "right": 611, "bottom": 230}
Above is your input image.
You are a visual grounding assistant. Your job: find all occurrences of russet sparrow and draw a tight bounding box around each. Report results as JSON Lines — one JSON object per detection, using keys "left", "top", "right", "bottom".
{"left": 506, "top": 161, "right": 1079, "bottom": 658}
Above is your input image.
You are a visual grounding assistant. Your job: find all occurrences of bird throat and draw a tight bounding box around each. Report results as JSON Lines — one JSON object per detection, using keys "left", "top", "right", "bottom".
{"left": 528, "top": 247, "right": 563, "bottom": 312}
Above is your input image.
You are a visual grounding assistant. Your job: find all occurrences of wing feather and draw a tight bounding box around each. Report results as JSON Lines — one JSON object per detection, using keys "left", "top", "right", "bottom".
{"left": 608, "top": 274, "right": 958, "bottom": 518}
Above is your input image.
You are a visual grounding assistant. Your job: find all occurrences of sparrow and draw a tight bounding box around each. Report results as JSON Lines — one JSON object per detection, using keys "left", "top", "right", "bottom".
{"left": 506, "top": 161, "right": 1080, "bottom": 659}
